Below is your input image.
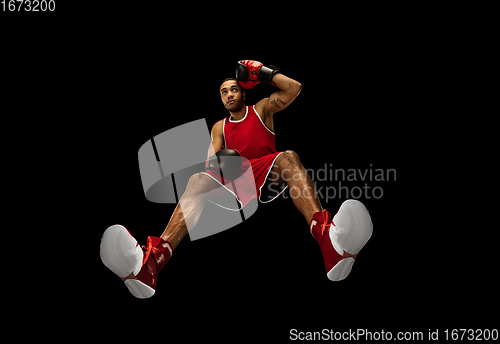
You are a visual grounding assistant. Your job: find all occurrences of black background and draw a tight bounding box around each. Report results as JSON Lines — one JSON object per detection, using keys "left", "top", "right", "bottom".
{"left": 3, "top": 6, "right": 497, "bottom": 342}
{"left": 87, "top": 53, "right": 494, "bottom": 339}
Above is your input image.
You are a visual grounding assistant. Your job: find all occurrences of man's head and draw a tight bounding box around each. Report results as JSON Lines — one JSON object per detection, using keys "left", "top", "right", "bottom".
{"left": 220, "top": 78, "right": 245, "bottom": 112}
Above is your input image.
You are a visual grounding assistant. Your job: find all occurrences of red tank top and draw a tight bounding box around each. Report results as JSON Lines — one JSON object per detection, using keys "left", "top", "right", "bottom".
{"left": 223, "top": 105, "right": 277, "bottom": 160}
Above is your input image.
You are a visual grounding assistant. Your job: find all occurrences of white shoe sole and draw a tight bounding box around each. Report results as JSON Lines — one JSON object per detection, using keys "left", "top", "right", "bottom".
{"left": 327, "top": 258, "right": 355, "bottom": 281}
{"left": 124, "top": 279, "right": 155, "bottom": 299}
{"left": 100, "top": 225, "right": 155, "bottom": 298}
{"left": 327, "top": 200, "right": 373, "bottom": 281}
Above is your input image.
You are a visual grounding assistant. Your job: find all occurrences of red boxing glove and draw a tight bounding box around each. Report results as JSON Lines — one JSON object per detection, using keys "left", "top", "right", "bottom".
{"left": 241, "top": 60, "right": 263, "bottom": 81}
{"left": 236, "top": 60, "right": 280, "bottom": 89}
{"left": 237, "top": 60, "right": 263, "bottom": 89}
{"left": 238, "top": 79, "right": 258, "bottom": 89}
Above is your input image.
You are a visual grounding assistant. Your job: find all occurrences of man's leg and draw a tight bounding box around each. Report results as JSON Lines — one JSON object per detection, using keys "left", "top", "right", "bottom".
{"left": 160, "top": 173, "right": 222, "bottom": 250}
{"left": 271, "top": 150, "right": 373, "bottom": 281}
{"left": 272, "top": 150, "right": 322, "bottom": 224}
{"left": 100, "top": 172, "right": 223, "bottom": 298}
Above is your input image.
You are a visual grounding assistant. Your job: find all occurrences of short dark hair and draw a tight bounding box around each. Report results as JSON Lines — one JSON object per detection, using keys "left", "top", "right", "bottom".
{"left": 222, "top": 77, "right": 237, "bottom": 84}
{"left": 220, "top": 78, "right": 244, "bottom": 92}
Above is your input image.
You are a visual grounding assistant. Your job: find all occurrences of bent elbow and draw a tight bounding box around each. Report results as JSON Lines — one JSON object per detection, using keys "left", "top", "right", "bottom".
{"left": 294, "top": 82, "right": 302, "bottom": 96}
{"left": 292, "top": 81, "right": 302, "bottom": 96}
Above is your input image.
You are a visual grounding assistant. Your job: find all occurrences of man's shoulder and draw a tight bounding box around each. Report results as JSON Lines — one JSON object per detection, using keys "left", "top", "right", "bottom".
{"left": 212, "top": 119, "right": 224, "bottom": 132}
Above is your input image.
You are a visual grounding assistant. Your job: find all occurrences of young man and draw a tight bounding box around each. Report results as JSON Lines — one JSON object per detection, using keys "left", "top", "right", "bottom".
{"left": 100, "top": 60, "right": 373, "bottom": 298}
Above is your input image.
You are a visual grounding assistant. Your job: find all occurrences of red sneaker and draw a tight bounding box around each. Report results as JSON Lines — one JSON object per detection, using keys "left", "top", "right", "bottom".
{"left": 100, "top": 225, "right": 172, "bottom": 298}
{"left": 310, "top": 200, "right": 373, "bottom": 281}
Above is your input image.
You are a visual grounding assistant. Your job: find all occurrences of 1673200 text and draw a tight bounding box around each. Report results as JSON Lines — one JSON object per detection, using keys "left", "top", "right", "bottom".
{"left": 1, "top": 0, "right": 55, "bottom": 11}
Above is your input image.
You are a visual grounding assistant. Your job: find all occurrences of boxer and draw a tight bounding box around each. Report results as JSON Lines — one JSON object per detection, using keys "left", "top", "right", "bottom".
{"left": 100, "top": 60, "right": 373, "bottom": 298}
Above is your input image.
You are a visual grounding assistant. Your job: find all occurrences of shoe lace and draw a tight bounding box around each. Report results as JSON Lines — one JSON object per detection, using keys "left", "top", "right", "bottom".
{"left": 319, "top": 209, "right": 332, "bottom": 236}
{"left": 141, "top": 238, "right": 157, "bottom": 266}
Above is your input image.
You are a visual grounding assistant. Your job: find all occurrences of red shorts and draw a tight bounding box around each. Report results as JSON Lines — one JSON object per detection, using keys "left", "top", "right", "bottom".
{"left": 202, "top": 151, "right": 287, "bottom": 209}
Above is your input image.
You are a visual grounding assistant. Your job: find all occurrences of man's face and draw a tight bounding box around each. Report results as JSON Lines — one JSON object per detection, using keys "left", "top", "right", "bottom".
{"left": 220, "top": 80, "right": 245, "bottom": 112}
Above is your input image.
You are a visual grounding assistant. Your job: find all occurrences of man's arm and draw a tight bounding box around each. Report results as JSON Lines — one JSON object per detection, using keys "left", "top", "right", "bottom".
{"left": 207, "top": 120, "right": 224, "bottom": 158}
{"left": 255, "top": 73, "right": 302, "bottom": 118}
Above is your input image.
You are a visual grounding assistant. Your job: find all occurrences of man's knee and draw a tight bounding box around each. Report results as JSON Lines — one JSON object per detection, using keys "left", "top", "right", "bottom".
{"left": 275, "top": 150, "right": 303, "bottom": 182}
{"left": 283, "top": 150, "right": 301, "bottom": 166}
{"left": 182, "top": 173, "right": 219, "bottom": 199}
{"left": 188, "top": 172, "right": 210, "bottom": 186}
